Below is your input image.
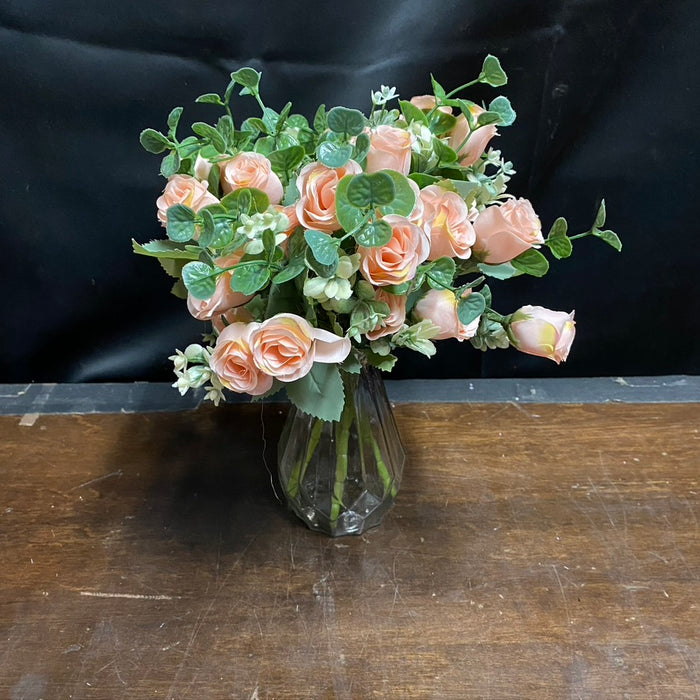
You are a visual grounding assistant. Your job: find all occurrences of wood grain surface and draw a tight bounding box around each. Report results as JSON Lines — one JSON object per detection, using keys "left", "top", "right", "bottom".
{"left": 0, "top": 402, "right": 698, "bottom": 699}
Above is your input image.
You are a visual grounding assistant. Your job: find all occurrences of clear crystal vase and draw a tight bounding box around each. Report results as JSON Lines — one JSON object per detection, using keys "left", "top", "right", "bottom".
{"left": 277, "top": 365, "right": 405, "bottom": 536}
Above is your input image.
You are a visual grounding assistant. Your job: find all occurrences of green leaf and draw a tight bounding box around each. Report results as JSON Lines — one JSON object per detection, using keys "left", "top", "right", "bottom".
{"left": 457, "top": 292, "right": 486, "bottom": 326}
{"left": 488, "top": 96, "right": 516, "bottom": 126}
{"left": 346, "top": 172, "right": 396, "bottom": 208}
{"left": 377, "top": 170, "right": 416, "bottom": 217}
{"left": 285, "top": 362, "right": 345, "bottom": 422}
{"left": 139, "top": 129, "right": 171, "bottom": 154}
{"left": 272, "top": 257, "right": 306, "bottom": 284}
{"left": 268, "top": 145, "right": 305, "bottom": 174}
{"left": 192, "top": 122, "right": 226, "bottom": 153}
{"left": 353, "top": 132, "right": 371, "bottom": 162}
{"left": 433, "top": 138, "right": 458, "bottom": 166}
{"left": 326, "top": 106, "right": 366, "bottom": 136}
{"left": 231, "top": 262, "right": 271, "bottom": 295}
{"left": 443, "top": 179, "right": 479, "bottom": 201}
{"left": 426, "top": 257, "right": 456, "bottom": 289}
{"left": 364, "top": 351, "right": 397, "bottom": 372}
{"left": 430, "top": 75, "right": 447, "bottom": 101}
{"left": 409, "top": 173, "right": 441, "bottom": 188}
{"left": 198, "top": 209, "right": 233, "bottom": 249}
{"left": 355, "top": 219, "right": 393, "bottom": 248}
{"left": 594, "top": 229, "right": 622, "bottom": 252}
{"left": 479, "top": 55, "right": 508, "bottom": 87}
{"left": 182, "top": 261, "right": 217, "bottom": 300}
{"left": 195, "top": 93, "right": 223, "bottom": 105}
{"left": 157, "top": 257, "right": 187, "bottom": 279}
{"left": 477, "top": 262, "right": 521, "bottom": 279}
{"left": 304, "top": 229, "right": 340, "bottom": 267}
{"left": 317, "top": 141, "right": 353, "bottom": 168}
{"left": 429, "top": 111, "right": 457, "bottom": 136}
{"left": 241, "top": 117, "right": 269, "bottom": 134}
{"left": 476, "top": 111, "right": 501, "bottom": 127}
{"left": 220, "top": 187, "right": 270, "bottom": 215}
{"left": 167, "top": 107, "right": 183, "bottom": 135}
{"left": 207, "top": 160, "right": 221, "bottom": 195}
{"left": 335, "top": 175, "right": 367, "bottom": 233}
{"left": 253, "top": 136, "right": 276, "bottom": 155}
{"left": 131, "top": 239, "right": 201, "bottom": 260}
{"left": 305, "top": 248, "right": 337, "bottom": 278}
{"left": 545, "top": 217, "right": 572, "bottom": 259}
{"left": 177, "top": 135, "right": 202, "bottom": 159}
{"left": 313, "top": 104, "right": 327, "bottom": 133}
{"left": 166, "top": 204, "right": 196, "bottom": 242}
{"left": 510, "top": 248, "right": 550, "bottom": 277}
{"left": 216, "top": 115, "right": 235, "bottom": 148}
{"left": 399, "top": 100, "right": 429, "bottom": 125}
{"left": 231, "top": 67, "right": 262, "bottom": 93}
{"left": 160, "top": 151, "right": 181, "bottom": 178}
{"left": 595, "top": 199, "right": 607, "bottom": 228}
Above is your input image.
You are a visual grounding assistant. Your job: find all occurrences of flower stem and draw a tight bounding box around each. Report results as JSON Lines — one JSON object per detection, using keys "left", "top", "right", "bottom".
{"left": 330, "top": 392, "right": 354, "bottom": 525}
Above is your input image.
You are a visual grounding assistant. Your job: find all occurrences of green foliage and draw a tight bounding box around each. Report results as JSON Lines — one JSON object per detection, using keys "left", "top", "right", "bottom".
{"left": 346, "top": 172, "right": 396, "bottom": 208}
{"left": 286, "top": 363, "right": 345, "bottom": 422}
{"left": 376, "top": 170, "right": 416, "bottom": 217}
{"left": 594, "top": 229, "right": 622, "bottom": 251}
{"left": 488, "top": 96, "right": 516, "bottom": 126}
{"left": 304, "top": 229, "right": 340, "bottom": 268}
{"left": 545, "top": 217, "right": 572, "bottom": 259}
{"left": 477, "top": 262, "right": 521, "bottom": 280}
{"left": 426, "top": 257, "right": 456, "bottom": 290}
{"left": 399, "top": 100, "right": 429, "bottom": 125}
{"left": 326, "top": 107, "right": 366, "bottom": 136}
{"left": 231, "top": 67, "right": 262, "bottom": 95}
{"left": 195, "top": 93, "right": 224, "bottom": 106}
{"left": 231, "top": 261, "right": 271, "bottom": 295}
{"left": 132, "top": 239, "right": 200, "bottom": 260}
{"left": 192, "top": 122, "right": 226, "bottom": 153}
{"left": 317, "top": 141, "right": 353, "bottom": 168}
{"left": 182, "top": 261, "right": 217, "bottom": 300}
{"left": 510, "top": 248, "right": 550, "bottom": 277}
{"left": 220, "top": 188, "right": 270, "bottom": 215}
{"left": 166, "top": 204, "right": 196, "bottom": 242}
{"left": 160, "top": 151, "right": 180, "bottom": 178}
{"left": 139, "top": 129, "right": 171, "bottom": 154}
{"left": 355, "top": 220, "right": 393, "bottom": 248}
{"left": 268, "top": 146, "right": 305, "bottom": 174}
{"left": 457, "top": 292, "right": 486, "bottom": 325}
{"left": 479, "top": 55, "right": 508, "bottom": 87}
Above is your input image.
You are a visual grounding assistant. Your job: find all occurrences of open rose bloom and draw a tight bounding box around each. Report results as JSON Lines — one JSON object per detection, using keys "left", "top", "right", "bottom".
{"left": 136, "top": 56, "right": 619, "bottom": 421}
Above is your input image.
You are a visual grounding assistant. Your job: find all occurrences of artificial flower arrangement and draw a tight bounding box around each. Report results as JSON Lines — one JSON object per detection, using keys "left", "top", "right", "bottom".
{"left": 134, "top": 55, "right": 621, "bottom": 423}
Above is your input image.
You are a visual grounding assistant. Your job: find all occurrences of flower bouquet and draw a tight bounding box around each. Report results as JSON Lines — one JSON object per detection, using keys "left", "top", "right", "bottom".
{"left": 134, "top": 55, "right": 620, "bottom": 534}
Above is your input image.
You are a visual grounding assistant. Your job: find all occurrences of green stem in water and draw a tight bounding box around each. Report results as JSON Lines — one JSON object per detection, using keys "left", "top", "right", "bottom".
{"left": 330, "top": 375, "right": 357, "bottom": 525}
{"left": 286, "top": 417, "right": 324, "bottom": 500}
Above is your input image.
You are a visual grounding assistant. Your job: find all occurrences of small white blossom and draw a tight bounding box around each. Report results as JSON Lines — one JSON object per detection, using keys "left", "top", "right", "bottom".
{"left": 303, "top": 254, "right": 360, "bottom": 303}
{"left": 169, "top": 349, "right": 188, "bottom": 372}
{"left": 237, "top": 210, "right": 290, "bottom": 255}
{"left": 371, "top": 85, "right": 399, "bottom": 107}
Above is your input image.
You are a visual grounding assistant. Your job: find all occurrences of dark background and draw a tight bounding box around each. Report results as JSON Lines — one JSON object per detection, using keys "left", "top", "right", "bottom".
{"left": 1, "top": 0, "right": 698, "bottom": 383}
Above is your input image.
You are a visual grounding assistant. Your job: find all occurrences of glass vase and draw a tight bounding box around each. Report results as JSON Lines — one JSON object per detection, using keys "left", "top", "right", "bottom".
{"left": 277, "top": 365, "right": 405, "bottom": 536}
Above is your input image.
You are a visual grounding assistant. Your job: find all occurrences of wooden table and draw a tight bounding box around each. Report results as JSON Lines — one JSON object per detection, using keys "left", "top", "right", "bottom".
{"left": 1, "top": 394, "right": 698, "bottom": 698}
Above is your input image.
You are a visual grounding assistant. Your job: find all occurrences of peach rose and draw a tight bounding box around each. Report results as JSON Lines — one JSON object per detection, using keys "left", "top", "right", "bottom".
{"left": 210, "top": 323, "right": 273, "bottom": 396}
{"left": 448, "top": 106, "right": 498, "bottom": 167}
{"left": 186, "top": 253, "right": 251, "bottom": 322}
{"left": 414, "top": 288, "right": 480, "bottom": 341}
{"left": 249, "top": 313, "right": 351, "bottom": 382}
{"left": 358, "top": 215, "right": 430, "bottom": 287}
{"left": 295, "top": 160, "right": 362, "bottom": 233}
{"left": 365, "top": 125, "right": 412, "bottom": 175}
{"left": 420, "top": 185, "right": 476, "bottom": 260}
{"left": 156, "top": 174, "right": 219, "bottom": 226}
{"left": 409, "top": 95, "right": 452, "bottom": 114}
{"left": 220, "top": 152, "right": 283, "bottom": 205}
{"left": 366, "top": 290, "right": 407, "bottom": 341}
{"left": 508, "top": 306, "right": 576, "bottom": 364}
{"left": 472, "top": 198, "right": 544, "bottom": 264}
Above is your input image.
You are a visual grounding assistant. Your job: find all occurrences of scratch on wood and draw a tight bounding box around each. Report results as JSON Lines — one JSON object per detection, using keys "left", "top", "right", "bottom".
{"left": 551, "top": 564, "right": 573, "bottom": 627}
{"left": 70, "top": 470, "right": 123, "bottom": 491}
{"left": 19, "top": 413, "right": 40, "bottom": 427}
{"left": 80, "top": 591, "right": 179, "bottom": 600}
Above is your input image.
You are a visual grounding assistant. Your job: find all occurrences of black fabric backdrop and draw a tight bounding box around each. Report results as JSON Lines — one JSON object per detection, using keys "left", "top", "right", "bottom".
{"left": 1, "top": 0, "right": 698, "bottom": 382}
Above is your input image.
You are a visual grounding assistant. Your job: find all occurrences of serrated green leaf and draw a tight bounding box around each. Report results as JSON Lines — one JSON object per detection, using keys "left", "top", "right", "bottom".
{"left": 479, "top": 55, "right": 508, "bottom": 87}
{"left": 317, "top": 141, "right": 353, "bottom": 168}
{"left": 231, "top": 67, "right": 261, "bottom": 92}
{"left": 364, "top": 351, "right": 397, "bottom": 372}
{"left": 595, "top": 199, "right": 607, "bottom": 228}
{"left": 167, "top": 107, "right": 183, "bottom": 134}
{"left": 377, "top": 170, "right": 416, "bottom": 217}
{"left": 166, "top": 204, "right": 196, "bottom": 242}
{"left": 182, "top": 261, "right": 217, "bottom": 300}
{"left": 355, "top": 220, "right": 393, "bottom": 248}
{"left": 429, "top": 111, "right": 457, "bottom": 136}
{"left": 346, "top": 172, "right": 395, "bottom": 208}
{"left": 195, "top": 93, "right": 223, "bottom": 105}
{"left": 160, "top": 151, "right": 181, "bottom": 178}
{"left": 488, "top": 95, "right": 516, "bottom": 126}
{"left": 272, "top": 258, "right": 306, "bottom": 284}
{"left": 457, "top": 292, "right": 486, "bottom": 325}
{"left": 399, "top": 100, "right": 429, "bottom": 125}
{"left": 192, "top": 122, "right": 226, "bottom": 153}
{"left": 231, "top": 262, "right": 270, "bottom": 295}
{"left": 594, "top": 229, "right": 622, "bottom": 251}
{"left": 510, "top": 248, "right": 550, "bottom": 277}
{"left": 313, "top": 104, "right": 327, "bottom": 133}
{"left": 131, "top": 239, "right": 201, "bottom": 260}
{"left": 326, "top": 106, "right": 366, "bottom": 136}
{"left": 268, "top": 145, "right": 305, "bottom": 174}
{"left": 285, "top": 362, "right": 344, "bottom": 422}
{"left": 139, "top": 129, "right": 171, "bottom": 154}
{"left": 304, "top": 229, "right": 340, "bottom": 267}
{"left": 426, "top": 257, "right": 456, "bottom": 290}
{"left": 477, "top": 262, "right": 522, "bottom": 279}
